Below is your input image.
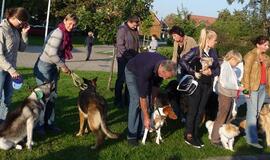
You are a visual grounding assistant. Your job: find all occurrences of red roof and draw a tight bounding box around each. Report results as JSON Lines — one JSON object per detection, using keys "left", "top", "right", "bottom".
{"left": 188, "top": 15, "right": 216, "bottom": 26}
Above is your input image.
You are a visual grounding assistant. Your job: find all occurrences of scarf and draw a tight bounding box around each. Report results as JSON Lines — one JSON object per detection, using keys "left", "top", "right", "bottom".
{"left": 58, "top": 22, "right": 73, "bottom": 60}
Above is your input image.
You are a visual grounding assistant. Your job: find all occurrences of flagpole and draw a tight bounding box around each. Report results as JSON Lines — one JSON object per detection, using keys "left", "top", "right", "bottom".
{"left": 44, "top": 0, "right": 51, "bottom": 42}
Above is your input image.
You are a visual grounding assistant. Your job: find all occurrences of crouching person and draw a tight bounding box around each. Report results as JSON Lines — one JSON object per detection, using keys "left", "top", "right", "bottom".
{"left": 125, "top": 52, "right": 177, "bottom": 146}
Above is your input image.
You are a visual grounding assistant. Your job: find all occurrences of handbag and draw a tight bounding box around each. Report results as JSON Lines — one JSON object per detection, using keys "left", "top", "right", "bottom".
{"left": 177, "top": 75, "right": 198, "bottom": 95}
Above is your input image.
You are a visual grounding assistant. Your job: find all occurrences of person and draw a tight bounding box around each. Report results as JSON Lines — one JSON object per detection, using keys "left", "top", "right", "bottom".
{"left": 211, "top": 50, "right": 243, "bottom": 146}
{"left": 148, "top": 34, "right": 158, "bottom": 52}
{"left": 125, "top": 52, "right": 177, "bottom": 146}
{"left": 169, "top": 26, "right": 197, "bottom": 64}
{"left": 0, "top": 7, "right": 30, "bottom": 121}
{"left": 85, "top": 31, "right": 94, "bottom": 61}
{"left": 114, "top": 16, "right": 140, "bottom": 108}
{"left": 242, "top": 35, "right": 270, "bottom": 149}
{"left": 179, "top": 28, "right": 220, "bottom": 148}
{"left": 169, "top": 26, "right": 197, "bottom": 123}
{"left": 33, "top": 14, "right": 78, "bottom": 134}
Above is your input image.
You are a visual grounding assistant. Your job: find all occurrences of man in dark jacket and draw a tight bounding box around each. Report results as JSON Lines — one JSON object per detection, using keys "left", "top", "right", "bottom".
{"left": 114, "top": 16, "right": 140, "bottom": 108}
{"left": 125, "top": 52, "right": 177, "bottom": 146}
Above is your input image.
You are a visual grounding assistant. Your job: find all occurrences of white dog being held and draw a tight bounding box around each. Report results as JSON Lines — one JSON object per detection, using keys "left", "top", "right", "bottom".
{"left": 142, "top": 105, "right": 177, "bottom": 145}
{"left": 0, "top": 82, "right": 55, "bottom": 150}
{"left": 205, "top": 120, "right": 240, "bottom": 151}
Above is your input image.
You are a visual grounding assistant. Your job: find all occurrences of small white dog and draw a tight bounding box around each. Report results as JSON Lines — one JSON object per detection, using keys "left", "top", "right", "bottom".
{"left": 205, "top": 120, "right": 240, "bottom": 151}
{"left": 142, "top": 105, "right": 177, "bottom": 145}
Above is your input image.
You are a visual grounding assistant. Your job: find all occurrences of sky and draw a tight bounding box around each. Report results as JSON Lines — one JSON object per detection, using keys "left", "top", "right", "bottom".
{"left": 152, "top": 0, "right": 248, "bottom": 19}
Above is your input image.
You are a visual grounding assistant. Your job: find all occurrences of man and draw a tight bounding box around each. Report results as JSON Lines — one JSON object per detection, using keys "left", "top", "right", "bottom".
{"left": 125, "top": 52, "right": 177, "bottom": 146}
{"left": 169, "top": 26, "right": 197, "bottom": 64}
{"left": 114, "top": 16, "right": 140, "bottom": 108}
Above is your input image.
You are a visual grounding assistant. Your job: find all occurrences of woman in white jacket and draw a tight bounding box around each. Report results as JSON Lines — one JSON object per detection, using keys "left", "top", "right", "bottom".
{"left": 211, "top": 50, "right": 243, "bottom": 146}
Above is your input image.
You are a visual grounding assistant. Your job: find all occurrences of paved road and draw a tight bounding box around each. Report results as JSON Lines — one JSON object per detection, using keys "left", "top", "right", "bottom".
{"left": 17, "top": 45, "right": 117, "bottom": 72}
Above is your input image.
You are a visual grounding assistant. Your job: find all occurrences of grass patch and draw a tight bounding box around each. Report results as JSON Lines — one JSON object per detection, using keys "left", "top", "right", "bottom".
{"left": 0, "top": 68, "right": 269, "bottom": 160}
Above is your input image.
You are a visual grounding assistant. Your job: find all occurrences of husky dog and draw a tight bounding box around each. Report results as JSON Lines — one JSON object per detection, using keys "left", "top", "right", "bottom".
{"left": 76, "top": 77, "right": 118, "bottom": 149}
{"left": 206, "top": 120, "right": 240, "bottom": 151}
{"left": 0, "top": 82, "right": 55, "bottom": 150}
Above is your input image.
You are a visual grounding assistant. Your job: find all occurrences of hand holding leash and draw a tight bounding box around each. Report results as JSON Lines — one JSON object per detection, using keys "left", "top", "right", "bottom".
{"left": 61, "top": 65, "right": 71, "bottom": 75}
{"left": 10, "top": 71, "right": 21, "bottom": 79}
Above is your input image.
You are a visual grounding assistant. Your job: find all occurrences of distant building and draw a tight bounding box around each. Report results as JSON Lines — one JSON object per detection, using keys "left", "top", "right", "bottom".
{"left": 188, "top": 15, "right": 216, "bottom": 26}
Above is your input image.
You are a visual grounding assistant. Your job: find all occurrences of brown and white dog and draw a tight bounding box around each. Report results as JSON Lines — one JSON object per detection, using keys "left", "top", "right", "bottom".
{"left": 142, "top": 93, "right": 177, "bottom": 145}
{"left": 205, "top": 120, "right": 240, "bottom": 151}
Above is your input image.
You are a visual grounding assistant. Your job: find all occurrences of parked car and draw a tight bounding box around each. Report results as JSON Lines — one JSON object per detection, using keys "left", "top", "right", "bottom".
{"left": 29, "top": 25, "right": 54, "bottom": 36}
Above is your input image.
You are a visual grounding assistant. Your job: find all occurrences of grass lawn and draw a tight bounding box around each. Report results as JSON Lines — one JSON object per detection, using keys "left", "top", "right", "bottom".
{"left": 0, "top": 68, "right": 269, "bottom": 160}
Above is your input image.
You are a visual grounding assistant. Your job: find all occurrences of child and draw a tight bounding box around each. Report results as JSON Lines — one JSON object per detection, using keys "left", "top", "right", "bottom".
{"left": 211, "top": 50, "right": 243, "bottom": 146}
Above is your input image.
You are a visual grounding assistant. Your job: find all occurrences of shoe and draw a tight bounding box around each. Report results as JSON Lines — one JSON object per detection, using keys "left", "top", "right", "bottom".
{"left": 45, "top": 124, "right": 61, "bottom": 133}
{"left": 247, "top": 142, "right": 263, "bottom": 149}
{"left": 34, "top": 125, "right": 46, "bottom": 136}
{"left": 184, "top": 135, "right": 201, "bottom": 149}
{"left": 128, "top": 139, "right": 139, "bottom": 147}
{"left": 85, "top": 58, "right": 89, "bottom": 61}
{"left": 211, "top": 142, "right": 223, "bottom": 149}
{"left": 197, "top": 138, "right": 204, "bottom": 147}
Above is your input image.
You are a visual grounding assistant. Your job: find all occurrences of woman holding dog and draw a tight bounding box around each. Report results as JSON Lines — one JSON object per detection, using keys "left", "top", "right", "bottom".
{"left": 179, "top": 28, "right": 220, "bottom": 148}
{"left": 242, "top": 35, "right": 270, "bottom": 149}
{"left": 33, "top": 14, "right": 77, "bottom": 134}
{"left": 0, "top": 7, "right": 30, "bottom": 120}
{"left": 210, "top": 50, "right": 243, "bottom": 146}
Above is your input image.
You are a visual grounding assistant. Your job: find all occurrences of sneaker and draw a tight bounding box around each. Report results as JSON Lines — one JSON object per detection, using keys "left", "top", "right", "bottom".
{"left": 247, "top": 142, "right": 263, "bottom": 149}
{"left": 197, "top": 138, "right": 204, "bottom": 147}
{"left": 45, "top": 124, "right": 61, "bottom": 133}
{"left": 184, "top": 135, "right": 201, "bottom": 149}
{"left": 34, "top": 125, "right": 46, "bottom": 136}
{"left": 128, "top": 139, "right": 139, "bottom": 147}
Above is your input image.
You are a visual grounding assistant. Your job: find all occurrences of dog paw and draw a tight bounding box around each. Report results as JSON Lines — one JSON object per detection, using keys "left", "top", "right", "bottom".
{"left": 155, "top": 139, "right": 160, "bottom": 145}
{"left": 31, "top": 141, "right": 35, "bottom": 146}
{"left": 15, "top": 145, "right": 23, "bottom": 150}
{"left": 76, "top": 132, "right": 83, "bottom": 136}
{"left": 84, "top": 128, "right": 89, "bottom": 134}
{"left": 142, "top": 141, "right": 146, "bottom": 145}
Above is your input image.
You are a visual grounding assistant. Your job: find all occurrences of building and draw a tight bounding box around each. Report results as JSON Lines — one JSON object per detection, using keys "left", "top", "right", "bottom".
{"left": 188, "top": 15, "right": 216, "bottom": 26}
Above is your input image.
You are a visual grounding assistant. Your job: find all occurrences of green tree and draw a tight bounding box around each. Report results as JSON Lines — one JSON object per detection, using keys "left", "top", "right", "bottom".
{"left": 51, "top": 0, "right": 153, "bottom": 44}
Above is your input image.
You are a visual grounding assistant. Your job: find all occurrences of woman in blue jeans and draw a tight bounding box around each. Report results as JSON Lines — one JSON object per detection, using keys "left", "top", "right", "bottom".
{"left": 242, "top": 35, "right": 270, "bottom": 149}
{"left": 0, "top": 7, "right": 30, "bottom": 120}
{"left": 33, "top": 14, "right": 77, "bottom": 134}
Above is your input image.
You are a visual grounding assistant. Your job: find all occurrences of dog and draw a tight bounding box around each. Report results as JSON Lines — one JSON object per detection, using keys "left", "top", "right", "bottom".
{"left": 76, "top": 77, "right": 118, "bottom": 149}
{"left": 142, "top": 93, "right": 177, "bottom": 145}
{"left": 0, "top": 82, "right": 55, "bottom": 150}
{"left": 259, "top": 104, "right": 270, "bottom": 147}
{"left": 205, "top": 120, "right": 240, "bottom": 151}
{"left": 200, "top": 57, "right": 213, "bottom": 71}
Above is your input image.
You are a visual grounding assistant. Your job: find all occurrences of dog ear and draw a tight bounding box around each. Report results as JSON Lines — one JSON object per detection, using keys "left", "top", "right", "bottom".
{"left": 91, "top": 77, "right": 98, "bottom": 86}
{"left": 163, "top": 106, "right": 177, "bottom": 120}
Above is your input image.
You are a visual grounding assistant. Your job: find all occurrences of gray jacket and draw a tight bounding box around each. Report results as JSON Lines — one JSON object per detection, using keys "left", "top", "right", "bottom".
{"left": 39, "top": 28, "right": 65, "bottom": 67}
{"left": 116, "top": 23, "right": 139, "bottom": 58}
{"left": 0, "top": 19, "right": 28, "bottom": 74}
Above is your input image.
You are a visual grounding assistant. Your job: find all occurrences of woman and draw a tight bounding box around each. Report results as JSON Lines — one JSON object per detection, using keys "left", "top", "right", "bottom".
{"left": 33, "top": 14, "right": 78, "bottom": 134}
{"left": 0, "top": 7, "right": 30, "bottom": 120}
{"left": 211, "top": 50, "right": 243, "bottom": 146}
{"left": 242, "top": 35, "right": 270, "bottom": 149}
{"left": 179, "top": 28, "right": 220, "bottom": 148}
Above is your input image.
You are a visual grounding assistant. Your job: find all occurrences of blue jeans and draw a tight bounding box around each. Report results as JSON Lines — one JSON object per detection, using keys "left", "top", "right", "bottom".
{"left": 125, "top": 67, "right": 144, "bottom": 139}
{"left": 0, "top": 70, "right": 13, "bottom": 106}
{"left": 245, "top": 84, "right": 266, "bottom": 144}
{"left": 34, "top": 59, "right": 59, "bottom": 125}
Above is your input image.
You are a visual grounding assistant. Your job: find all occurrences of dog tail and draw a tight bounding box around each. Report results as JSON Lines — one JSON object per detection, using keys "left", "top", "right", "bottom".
{"left": 100, "top": 119, "right": 118, "bottom": 139}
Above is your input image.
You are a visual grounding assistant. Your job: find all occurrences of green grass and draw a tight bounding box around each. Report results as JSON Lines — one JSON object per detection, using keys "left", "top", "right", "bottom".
{"left": 0, "top": 68, "right": 269, "bottom": 160}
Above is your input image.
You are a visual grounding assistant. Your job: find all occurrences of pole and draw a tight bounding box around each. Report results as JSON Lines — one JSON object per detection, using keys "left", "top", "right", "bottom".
{"left": 0, "top": 0, "right": 5, "bottom": 21}
{"left": 44, "top": 0, "right": 51, "bottom": 42}
{"left": 107, "top": 46, "right": 116, "bottom": 90}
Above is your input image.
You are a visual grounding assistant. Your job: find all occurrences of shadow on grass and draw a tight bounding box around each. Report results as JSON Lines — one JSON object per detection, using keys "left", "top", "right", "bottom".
{"left": 35, "top": 145, "right": 100, "bottom": 160}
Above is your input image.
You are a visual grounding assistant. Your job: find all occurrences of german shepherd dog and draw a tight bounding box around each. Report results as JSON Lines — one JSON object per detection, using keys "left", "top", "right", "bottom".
{"left": 76, "top": 77, "right": 118, "bottom": 149}
{"left": 0, "top": 82, "right": 55, "bottom": 150}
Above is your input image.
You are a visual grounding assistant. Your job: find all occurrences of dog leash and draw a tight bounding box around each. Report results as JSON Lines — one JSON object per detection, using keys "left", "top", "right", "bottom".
{"left": 70, "top": 72, "right": 88, "bottom": 90}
